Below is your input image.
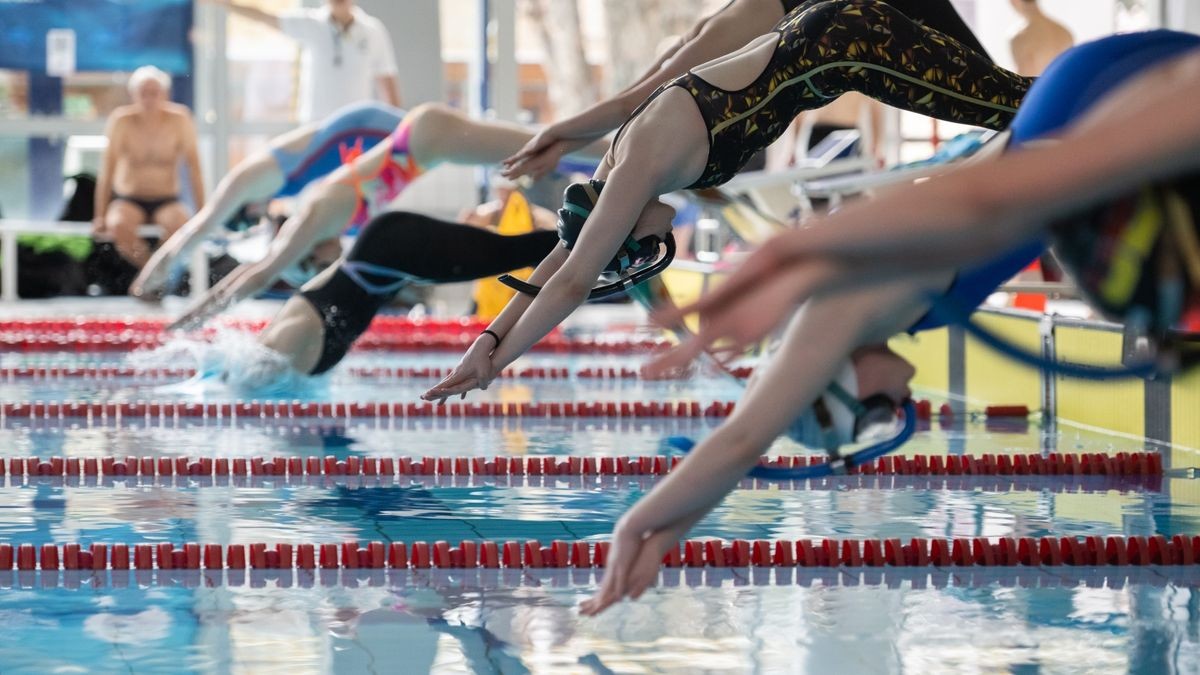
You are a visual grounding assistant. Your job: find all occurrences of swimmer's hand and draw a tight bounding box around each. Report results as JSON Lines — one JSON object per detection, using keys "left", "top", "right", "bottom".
{"left": 168, "top": 295, "right": 225, "bottom": 332}
{"left": 420, "top": 338, "right": 495, "bottom": 403}
{"left": 168, "top": 264, "right": 268, "bottom": 331}
{"left": 130, "top": 255, "right": 174, "bottom": 301}
{"left": 644, "top": 249, "right": 838, "bottom": 376}
{"left": 167, "top": 274, "right": 241, "bottom": 331}
{"left": 500, "top": 127, "right": 588, "bottom": 182}
{"left": 579, "top": 520, "right": 686, "bottom": 617}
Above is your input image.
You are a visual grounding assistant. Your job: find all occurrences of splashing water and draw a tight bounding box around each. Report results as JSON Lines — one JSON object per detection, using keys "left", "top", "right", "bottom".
{"left": 128, "top": 328, "right": 326, "bottom": 398}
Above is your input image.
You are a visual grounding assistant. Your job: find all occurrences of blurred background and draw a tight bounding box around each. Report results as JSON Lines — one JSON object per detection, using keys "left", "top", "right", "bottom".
{"left": 0, "top": 0, "right": 1187, "bottom": 222}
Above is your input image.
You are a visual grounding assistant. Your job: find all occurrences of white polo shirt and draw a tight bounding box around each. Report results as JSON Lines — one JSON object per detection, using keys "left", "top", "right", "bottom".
{"left": 279, "top": 6, "right": 400, "bottom": 122}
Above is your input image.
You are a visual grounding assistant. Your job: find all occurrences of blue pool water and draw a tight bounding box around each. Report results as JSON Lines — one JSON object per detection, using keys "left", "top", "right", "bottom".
{"left": 0, "top": 342, "right": 1197, "bottom": 673}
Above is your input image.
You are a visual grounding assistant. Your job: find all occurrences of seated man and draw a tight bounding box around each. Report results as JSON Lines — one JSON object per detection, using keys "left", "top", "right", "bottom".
{"left": 94, "top": 66, "right": 204, "bottom": 268}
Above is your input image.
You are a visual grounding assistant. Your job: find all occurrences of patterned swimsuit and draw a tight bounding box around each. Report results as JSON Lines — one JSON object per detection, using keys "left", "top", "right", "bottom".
{"left": 615, "top": 0, "right": 1033, "bottom": 189}
{"left": 339, "top": 119, "right": 425, "bottom": 231}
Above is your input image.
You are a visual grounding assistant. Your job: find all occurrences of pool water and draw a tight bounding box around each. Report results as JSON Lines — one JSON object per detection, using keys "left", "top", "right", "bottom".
{"left": 0, "top": 344, "right": 1198, "bottom": 673}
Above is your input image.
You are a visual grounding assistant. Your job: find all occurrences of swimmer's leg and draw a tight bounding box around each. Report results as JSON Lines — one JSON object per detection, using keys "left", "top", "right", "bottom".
{"left": 405, "top": 103, "right": 544, "bottom": 167}
{"left": 790, "top": 0, "right": 1032, "bottom": 130}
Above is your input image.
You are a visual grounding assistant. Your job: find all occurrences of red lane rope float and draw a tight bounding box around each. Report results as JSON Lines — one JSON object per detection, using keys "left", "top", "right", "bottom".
{"left": 0, "top": 399, "right": 1034, "bottom": 423}
{"left": 0, "top": 452, "right": 1163, "bottom": 479}
{"left": 0, "top": 400, "right": 736, "bottom": 420}
{"left": 0, "top": 316, "right": 493, "bottom": 334}
{"left": 0, "top": 365, "right": 758, "bottom": 381}
{"left": 0, "top": 333, "right": 668, "bottom": 354}
{"left": 3, "top": 535, "right": 1197, "bottom": 570}
{"left": 9, "top": 473, "right": 1163, "bottom": 494}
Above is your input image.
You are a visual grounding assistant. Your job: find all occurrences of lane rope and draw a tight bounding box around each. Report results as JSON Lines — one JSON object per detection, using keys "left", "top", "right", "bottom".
{"left": 0, "top": 334, "right": 668, "bottom": 353}
{"left": 0, "top": 399, "right": 735, "bottom": 420}
{"left": 0, "top": 400, "right": 1032, "bottom": 423}
{"left": 1, "top": 471, "right": 1164, "bottom": 494}
{"left": 2, "top": 534, "right": 1197, "bottom": 570}
{"left": 0, "top": 451, "right": 1163, "bottom": 479}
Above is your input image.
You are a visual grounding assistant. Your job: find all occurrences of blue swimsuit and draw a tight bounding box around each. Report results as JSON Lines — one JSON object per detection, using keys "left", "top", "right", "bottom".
{"left": 270, "top": 101, "right": 405, "bottom": 198}
{"left": 910, "top": 30, "right": 1200, "bottom": 333}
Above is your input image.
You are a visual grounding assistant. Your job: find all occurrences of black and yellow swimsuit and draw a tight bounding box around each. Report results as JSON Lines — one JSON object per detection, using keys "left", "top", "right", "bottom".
{"left": 617, "top": 0, "right": 1033, "bottom": 189}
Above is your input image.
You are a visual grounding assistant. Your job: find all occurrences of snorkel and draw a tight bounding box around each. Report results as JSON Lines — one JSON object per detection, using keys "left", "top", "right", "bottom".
{"left": 498, "top": 180, "right": 677, "bottom": 300}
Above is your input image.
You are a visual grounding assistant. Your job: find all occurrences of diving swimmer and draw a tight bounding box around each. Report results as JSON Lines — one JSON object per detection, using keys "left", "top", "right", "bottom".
{"left": 581, "top": 31, "right": 1200, "bottom": 615}
{"left": 424, "top": 0, "right": 1032, "bottom": 404}
{"left": 254, "top": 210, "right": 560, "bottom": 377}
{"left": 168, "top": 103, "right": 604, "bottom": 330}
{"left": 132, "top": 101, "right": 405, "bottom": 299}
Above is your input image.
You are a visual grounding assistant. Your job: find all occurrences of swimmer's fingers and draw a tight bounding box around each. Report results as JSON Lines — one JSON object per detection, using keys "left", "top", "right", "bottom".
{"left": 499, "top": 152, "right": 552, "bottom": 181}
{"left": 642, "top": 336, "right": 710, "bottom": 379}
{"left": 421, "top": 373, "right": 481, "bottom": 402}
{"left": 500, "top": 131, "right": 557, "bottom": 174}
{"left": 652, "top": 252, "right": 787, "bottom": 329}
{"left": 167, "top": 290, "right": 229, "bottom": 332}
{"left": 580, "top": 529, "right": 639, "bottom": 616}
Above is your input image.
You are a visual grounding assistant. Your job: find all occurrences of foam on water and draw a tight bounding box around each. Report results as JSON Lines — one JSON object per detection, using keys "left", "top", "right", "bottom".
{"left": 127, "top": 328, "right": 328, "bottom": 398}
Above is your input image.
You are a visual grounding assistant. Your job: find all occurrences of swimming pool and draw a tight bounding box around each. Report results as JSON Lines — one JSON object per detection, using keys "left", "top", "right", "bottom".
{"left": 0, "top": 311, "right": 1197, "bottom": 674}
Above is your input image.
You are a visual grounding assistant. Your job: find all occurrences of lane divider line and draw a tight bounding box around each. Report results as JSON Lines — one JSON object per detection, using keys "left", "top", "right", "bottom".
{"left": 0, "top": 365, "right": 752, "bottom": 381}
{"left": 0, "top": 400, "right": 1035, "bottom": 423}
{"left": 0, "top": 452, "right": 1163, "bottom": 479}
{"left": 1, "top": 472, "right": 1164, "bottom": 494}
{"left": 0, "top": 400, "right": 736, "bottom": 420}
{"left": 0, "top": 334, "right": 668, "bottom": 353}
{"left": 3, "top": 535, "right": 1197, "bottom": 570}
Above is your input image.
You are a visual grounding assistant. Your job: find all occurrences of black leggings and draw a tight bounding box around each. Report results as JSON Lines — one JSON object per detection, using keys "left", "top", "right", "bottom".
{"left": 780, "top": 0, "right": 989, "bottom": 58}
{"left": 300, "top": 211, "right": 559, "bottom": 374}
{"left": 619, "top": 0, "right": 1031, "bottom": 188}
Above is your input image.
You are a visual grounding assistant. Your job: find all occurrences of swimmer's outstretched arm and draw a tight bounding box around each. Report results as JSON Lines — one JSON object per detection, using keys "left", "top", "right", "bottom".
{"left": 132, "top": 148, "right": 290, "bottom": 298}
{"left": 651, "top": 52, "right": 1200, "bottom": 367}
{"left": 425, "top": 90, "right": 709, "bottom": 402}
{"left": 421, "top": 173, "right": 658, "bottom": 401}
{"left": 168, "top": 175, "right": 360, "bottom": 330}
{"left": 582, "top": 276, "right": 934, "bottom": 615}
{"left": 502, "top": 0, "right": 785, "bottom": 180}
{"left": 170, "top": 105, "right": 606, "bottom": 328}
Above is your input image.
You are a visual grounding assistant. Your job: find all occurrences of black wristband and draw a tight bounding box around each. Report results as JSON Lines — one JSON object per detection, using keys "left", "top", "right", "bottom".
{"left": 481, "top": 329, "right": 501, "bottom": 347}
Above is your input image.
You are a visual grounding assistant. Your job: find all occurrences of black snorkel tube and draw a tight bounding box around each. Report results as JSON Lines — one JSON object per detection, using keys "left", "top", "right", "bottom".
{"left": 498, "top": 234, "right": 677, "bottom": 301}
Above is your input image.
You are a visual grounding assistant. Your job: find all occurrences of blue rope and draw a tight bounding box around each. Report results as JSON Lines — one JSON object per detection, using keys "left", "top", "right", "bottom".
{"left": 926, "top": 293, "right": 1157, "bottom": 380}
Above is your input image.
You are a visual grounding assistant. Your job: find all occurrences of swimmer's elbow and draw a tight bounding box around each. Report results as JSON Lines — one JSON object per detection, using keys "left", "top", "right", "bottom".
{"left": 710, "top": 423, "right": 772, "bottom": 467}
{"left": 557, "top": 273, "right": 598, "bottom": 303}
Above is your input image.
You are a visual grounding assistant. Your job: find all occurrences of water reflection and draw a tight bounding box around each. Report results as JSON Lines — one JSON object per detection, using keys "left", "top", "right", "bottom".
{"left": 0, "top": 570, "right": 1196, "bottom": 673}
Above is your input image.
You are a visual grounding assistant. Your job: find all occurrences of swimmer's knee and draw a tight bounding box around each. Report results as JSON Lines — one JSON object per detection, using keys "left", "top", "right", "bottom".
{"left": 405, "top": 102, "right": 459, "bottom": 135}
{"left": 306, "top": 182, "right": 357, "bottom": 221}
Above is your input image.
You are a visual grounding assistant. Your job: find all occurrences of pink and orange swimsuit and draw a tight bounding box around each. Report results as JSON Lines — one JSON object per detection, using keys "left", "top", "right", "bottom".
{"left": 338, "top": 119, "right": 425, "bottom": 232}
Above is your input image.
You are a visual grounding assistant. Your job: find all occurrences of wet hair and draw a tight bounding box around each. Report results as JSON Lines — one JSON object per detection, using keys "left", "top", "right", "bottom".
{"left": 128, "top": 66, "right": 171, "bottom": 94}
